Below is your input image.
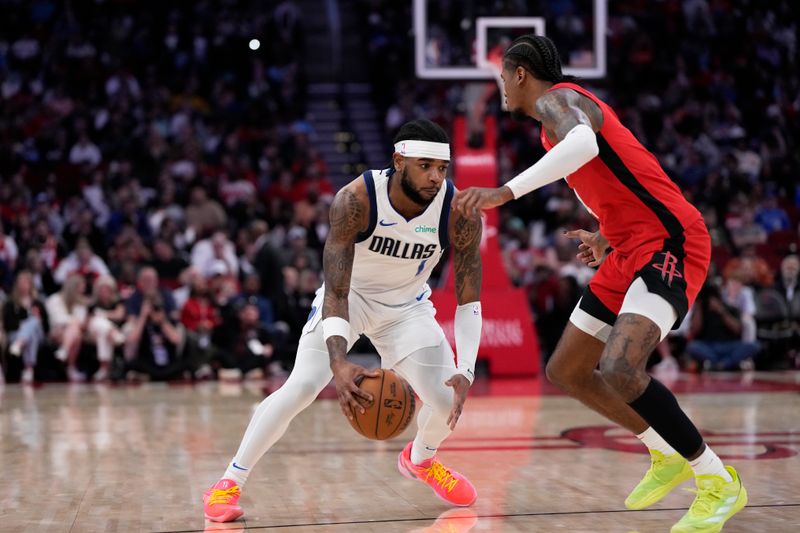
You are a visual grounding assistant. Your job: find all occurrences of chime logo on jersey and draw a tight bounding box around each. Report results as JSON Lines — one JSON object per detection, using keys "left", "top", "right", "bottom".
{"left": 368, "top": 235, "right": 437, "bottom": 260}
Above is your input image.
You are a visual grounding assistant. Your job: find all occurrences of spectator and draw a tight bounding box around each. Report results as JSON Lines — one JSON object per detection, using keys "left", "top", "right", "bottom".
{"left": 180, "top": 274, "right": 221, "bottom": 348}
{"left": 63, "top": 209, "right": 105, "bottom": 253}
{"left": 191, "top": 231, "right": 239, "bottom": 279}
{"left": 755, "top": 196, "right": 791, "bottom": 234}
{"left": 236, "top": 273, "right": 275, "bottom": 329}
{"left": 252, "top": 222, "right": 289, "bottom": 321}
{"left": 3, "top": 271, "right": 49, "bottom": 384}
{"left": 185, "top": 186, "right": 227, "bottom": 238}
{"left": 0, "top": 221, "right": 19, "bottom": 287}
{"left": 150, "top": 239, "right": 188, "bottom": 289}
{"left": 755, "top": 254, "right": 800, "bottom": 368}
{"left": 212, "top": 300, "right": 275, "bottom": 379}
{"left": 125, "top": 267, "right": 177, "bottom": 319}
{"left": 687, "top": 284, "right": 760, "bottom": 371}
{"left": 45, "top": 273, "right": 88, "bottom": 381}
{"left": 173, "top": 266, "right": 202, "bottom": 312}
{"left": 22, "top": 249, "right": 58, "bottom": 296}
{"left": 53, "top": 238, "right": 111, "bottom": 286}
{"left": 123, "top": 292, "right": 185, "bottom": 381}
{"left": 775, "top": 254, "right": 799, "bottom": 309}
{"left": 87, "top": 276, "right": 126, "bottom": 380}
{"left": 68, "top": 133, "right": 102, "bottom": 168}
{"left": 723, "top": 246, "right": 775, "bottom": 288}
{"left": 729, "top": 207, "right": 768, "bottom": 250}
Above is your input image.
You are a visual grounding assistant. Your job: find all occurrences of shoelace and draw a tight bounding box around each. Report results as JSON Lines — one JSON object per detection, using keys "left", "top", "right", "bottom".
{"left": 685, "top": 484, "right": 723, "bottom": 517}
{"left": 208, "top": 486, "right": 240, "bottom": 506}
{"left": 423, "top": 461, "right": 459, "bottom": 493}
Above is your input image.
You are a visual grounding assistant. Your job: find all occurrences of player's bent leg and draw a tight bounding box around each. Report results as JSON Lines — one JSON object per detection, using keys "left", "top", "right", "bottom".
{"left": 393, "top": 341, "right": 476, "bottom": 507}
{"left": 546, "top": 321, "right": 649, "bottom": 435}
{"left": 204, "top": 330, "right": 333, "bottom": 522}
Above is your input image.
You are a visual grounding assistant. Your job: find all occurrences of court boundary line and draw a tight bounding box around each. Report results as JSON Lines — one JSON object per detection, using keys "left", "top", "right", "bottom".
{"left": 153, "top": 502, "right": 800, "bottom": 532}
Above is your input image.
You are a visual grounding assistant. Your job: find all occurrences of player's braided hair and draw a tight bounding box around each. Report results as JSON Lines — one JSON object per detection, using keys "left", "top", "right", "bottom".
{"left": 502, "top": 34, "right": 577, "bottom": 83}
{"left": 393, "top": 119, "right": 449, "bottom": 145}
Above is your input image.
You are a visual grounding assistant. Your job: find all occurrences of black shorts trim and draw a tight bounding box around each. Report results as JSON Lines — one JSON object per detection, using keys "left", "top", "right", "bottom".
{"left": 579, "top": 285, "right": 617, "bottom": 327}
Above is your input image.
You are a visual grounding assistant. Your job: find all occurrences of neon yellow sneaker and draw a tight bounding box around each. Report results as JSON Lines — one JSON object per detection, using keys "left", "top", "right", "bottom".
{"left": 671, "top": 466, "right": 747, "bottom": 533}
{"left": 625, "top": 450, "right": 693, "bottom": 510}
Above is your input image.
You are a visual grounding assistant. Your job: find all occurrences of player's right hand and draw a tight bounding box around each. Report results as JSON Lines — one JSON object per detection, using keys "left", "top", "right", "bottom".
{"left": 330, "top": 359, "right": 380, "bottom": 421}
{"left": 564, "top": 229, "right": 609, "bottom": 267}
{"left": 453, "top": 186, "right": 513, "bottom": 216}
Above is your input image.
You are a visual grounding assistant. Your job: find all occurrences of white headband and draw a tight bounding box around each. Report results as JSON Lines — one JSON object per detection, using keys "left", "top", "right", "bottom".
{"left": 394, "top": 140, "right": 450, "bottom": 161}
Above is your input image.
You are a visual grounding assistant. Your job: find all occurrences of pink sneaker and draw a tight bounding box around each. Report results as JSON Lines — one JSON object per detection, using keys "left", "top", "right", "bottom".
{"left": 397, "top": 442, "right": 477, "bottom": 506}
{"left": 203, "top": 479, "right": 243, "bottom": 522}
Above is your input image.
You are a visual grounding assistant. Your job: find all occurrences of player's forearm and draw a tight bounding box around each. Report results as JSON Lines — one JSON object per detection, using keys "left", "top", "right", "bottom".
{"left": 454, "top": 248, "right": 482, "bottom": 305}
{"left": 322, "top": 241, "right": 354, "bottom": 363}
{"left": 451, "top": 214, "right": 483, "bottom": 382}
{"left": 505, "top": 124, "right": 598, "bottom": 199}
{"left": 452, "top": 214, "right": 483, "bottom": 305}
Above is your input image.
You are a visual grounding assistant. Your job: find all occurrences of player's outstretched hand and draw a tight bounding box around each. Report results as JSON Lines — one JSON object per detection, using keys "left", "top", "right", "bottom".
{"left": 330, "top": 359, "right": 380, "bottom": 421}
{"left": 564, "top": 229, "right": 610, "bottom": 268}
{"left": 445, "top": 374, "right": 471, "bottom": 430}
{"left": 453, "top": 186, "right": 513, "bottom": 216}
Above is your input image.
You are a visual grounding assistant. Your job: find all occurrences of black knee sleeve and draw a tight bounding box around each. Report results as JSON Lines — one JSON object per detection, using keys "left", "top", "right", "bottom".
{"left": 628, "top": 378, "right": 704, "bottom": 458}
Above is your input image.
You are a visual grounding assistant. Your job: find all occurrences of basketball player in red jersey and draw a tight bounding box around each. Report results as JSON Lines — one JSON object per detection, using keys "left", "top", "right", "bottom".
{"left": 454, "top": 35, "right": 747, "bottom": 533}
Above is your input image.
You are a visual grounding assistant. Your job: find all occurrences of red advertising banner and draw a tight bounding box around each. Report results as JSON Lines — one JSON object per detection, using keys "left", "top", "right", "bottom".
{"left": 431, "top": 116, "right": 540, "bottom": 376}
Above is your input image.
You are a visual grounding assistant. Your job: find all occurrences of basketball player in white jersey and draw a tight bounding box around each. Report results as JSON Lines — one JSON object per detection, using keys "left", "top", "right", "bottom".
{"left": 203, "top": 119, "right": 484, "bottom": 522}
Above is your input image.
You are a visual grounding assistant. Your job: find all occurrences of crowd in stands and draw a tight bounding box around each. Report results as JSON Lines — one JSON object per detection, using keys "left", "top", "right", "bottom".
{"left": 0, "top": 0, "right": 330, "bottom": 383}
{"left": 1, "top": 0, "right": 798, "bottom": 383}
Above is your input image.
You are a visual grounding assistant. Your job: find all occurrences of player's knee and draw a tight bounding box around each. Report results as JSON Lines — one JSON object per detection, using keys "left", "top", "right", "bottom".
{"left": 423, "top": 384, "right": 454, "bottom": 416}
{"left": 285, "top": 369, "right": 329, "bottom": 403}
{"left": 545, "top": 358, "right": 581, "bottom": 392}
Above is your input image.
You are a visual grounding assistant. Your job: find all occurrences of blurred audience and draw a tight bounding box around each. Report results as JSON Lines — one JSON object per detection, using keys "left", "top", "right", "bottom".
{"left": 687, "top": 284, "right": 760, "bottom": 371}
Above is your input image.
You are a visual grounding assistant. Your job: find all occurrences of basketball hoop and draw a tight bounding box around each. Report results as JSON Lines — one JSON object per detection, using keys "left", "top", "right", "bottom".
{"left": 484, "top": 46, "right": 506, "bottom": 110}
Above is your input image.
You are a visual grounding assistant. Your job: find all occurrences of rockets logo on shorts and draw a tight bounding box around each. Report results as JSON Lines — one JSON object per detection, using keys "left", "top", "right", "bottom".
{"left": 652, "top": 251, "right": 683, "bottom": 287}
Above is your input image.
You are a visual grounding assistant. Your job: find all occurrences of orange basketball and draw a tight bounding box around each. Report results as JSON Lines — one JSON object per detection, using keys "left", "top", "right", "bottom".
{"left": 349, "top": 369, "right": 416, "bottom": 440}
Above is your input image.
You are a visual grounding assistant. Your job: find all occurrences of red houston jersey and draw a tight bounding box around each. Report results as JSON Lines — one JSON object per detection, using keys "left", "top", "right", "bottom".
{"left": 540, "top": 83, "right": 703, "bottom": 256}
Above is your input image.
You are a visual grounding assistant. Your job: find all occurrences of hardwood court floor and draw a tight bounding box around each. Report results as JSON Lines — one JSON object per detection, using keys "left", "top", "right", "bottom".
{"left": 1, "top": 371, "right": 798, "bottom": 532}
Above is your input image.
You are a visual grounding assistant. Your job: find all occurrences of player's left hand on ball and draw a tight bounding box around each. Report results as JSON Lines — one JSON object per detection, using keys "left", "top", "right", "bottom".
{"left": 453, "top": 187, "right": 509, "bottom": 216}
{"left": 445, "top": 374, "right": 471, "bottom": 430}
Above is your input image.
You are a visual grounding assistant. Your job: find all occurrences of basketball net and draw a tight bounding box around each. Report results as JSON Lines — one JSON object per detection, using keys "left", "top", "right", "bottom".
{"left": 482, "top": 45, "right": 506, "bottom": 110}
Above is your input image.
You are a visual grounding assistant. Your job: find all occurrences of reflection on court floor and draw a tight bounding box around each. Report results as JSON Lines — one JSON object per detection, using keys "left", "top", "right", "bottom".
{"left": 1, "top": 372, "right": 798, "bottom": 532}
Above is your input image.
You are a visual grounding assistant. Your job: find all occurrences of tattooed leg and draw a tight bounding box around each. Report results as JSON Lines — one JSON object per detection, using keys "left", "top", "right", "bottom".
{"left": 598, "top": 313, "right": 662, "bottom": 402}
{"left": 603, "top": 313, "right": 706, "bottom": 459}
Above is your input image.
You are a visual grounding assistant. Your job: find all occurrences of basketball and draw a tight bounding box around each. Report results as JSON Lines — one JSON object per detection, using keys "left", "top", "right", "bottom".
{"left": 349, "top": 370, "right": 416, "bottom": 440}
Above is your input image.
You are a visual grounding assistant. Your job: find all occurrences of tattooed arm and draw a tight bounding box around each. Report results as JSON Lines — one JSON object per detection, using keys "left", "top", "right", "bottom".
{"left": 453, "top": 88, "right": 603, "bottom": 215}
{"left": 322, "top": 180, "right": 379, "bottom": 420}
{"left": 444, "top": 207, "right": 483, "bottom": 429}
{"left": 322, "top": 183, "right": 366, "bottom": 360}
{"left": 450, "top": 209, "right": 483, "bottom": 306}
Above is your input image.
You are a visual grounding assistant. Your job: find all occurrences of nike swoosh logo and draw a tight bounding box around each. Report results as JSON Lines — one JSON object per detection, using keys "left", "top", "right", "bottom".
{"left": 379, "top": 219, "right": 398, "bottom": 226}
{"left": 415, "top": 291, "right": 427, "bottom": 301}
{"left": 232, "top": 462, "right": 248, "bottom": 471}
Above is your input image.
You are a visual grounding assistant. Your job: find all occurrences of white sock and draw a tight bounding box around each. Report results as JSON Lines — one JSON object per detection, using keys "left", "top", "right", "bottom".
{"left": 689, "top": 446, "right": 732, "bottom": 481}
{"left": 222, "top": 459, "right": 251, "bottom": 487}
{"left": 410, "top": 436, "right": 438, "bottom": 465}
{"left": 636, "top": 427, "right": 677, "bottom": 456}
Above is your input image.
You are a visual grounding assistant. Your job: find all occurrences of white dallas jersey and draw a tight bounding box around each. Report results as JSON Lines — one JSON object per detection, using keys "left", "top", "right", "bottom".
{"left": 347, "top": 168, "right": 454, "bottom": 306}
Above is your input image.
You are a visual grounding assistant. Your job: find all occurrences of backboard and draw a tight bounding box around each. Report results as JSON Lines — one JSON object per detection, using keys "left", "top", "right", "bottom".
{"left": 414, "top": 0, "right": 607, "bottom": 81}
